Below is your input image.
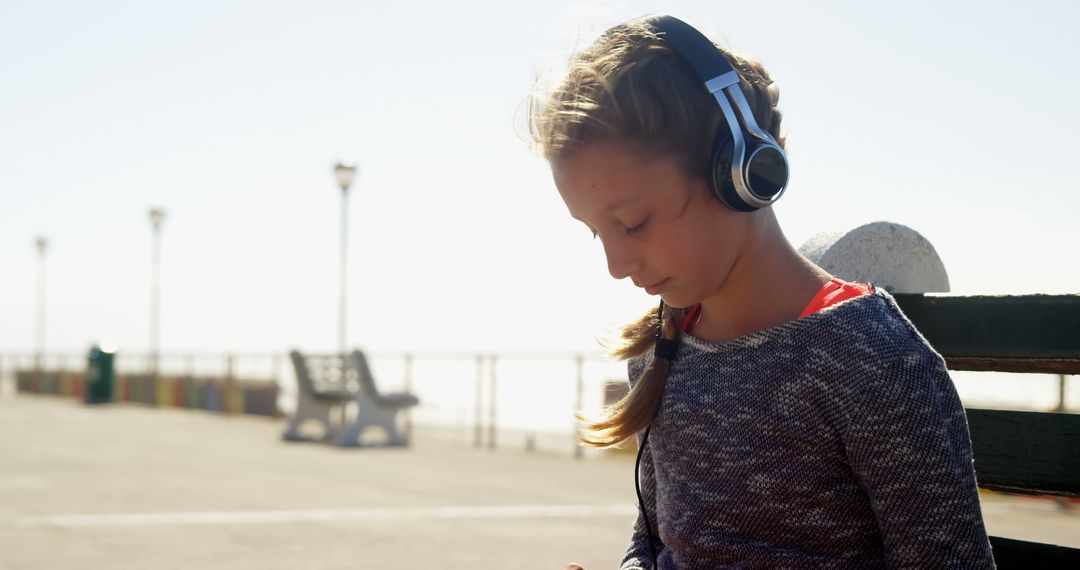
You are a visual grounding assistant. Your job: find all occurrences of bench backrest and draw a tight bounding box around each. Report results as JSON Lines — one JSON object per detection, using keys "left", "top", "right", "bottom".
{"left": 349, "top": 350, "right": 383, "bottom": 399}
{"left": 289, "top": 350, "right": 353, "bottom": 398}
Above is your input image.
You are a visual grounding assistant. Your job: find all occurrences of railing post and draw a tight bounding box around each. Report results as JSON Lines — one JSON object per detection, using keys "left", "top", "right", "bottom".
{"left": 183, "top": 355, "right": 194, "bottom": 409}
{"left": 488, "top": 354, "right": 497, "bottom": 451}
{"left": 224, "top": 354, "right": 237, "bottom": 415}
{"left": 574, "top": 354, "right": 585, "bottom": 459}
{"left": 403, "top": 353, "right": 414, "bottom": 438}
{"left": 1057, "top": 374, "right": 1067, "bottom": 413}
{"left": 337, "top": 353, "right": 347, "bottom": 427}
{"left": 32, "top": 350, "right": 42, "bottom": 394}
{"left": 149, "top": 351, "right": 160, "bottom": 408}
{"left": 474, "top": 354, "right": 484, "bottom": 448}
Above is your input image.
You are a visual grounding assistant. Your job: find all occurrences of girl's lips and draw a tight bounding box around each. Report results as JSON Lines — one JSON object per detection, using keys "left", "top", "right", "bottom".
{"left": 644, "top": 278, "right": 669, "bottom": 295}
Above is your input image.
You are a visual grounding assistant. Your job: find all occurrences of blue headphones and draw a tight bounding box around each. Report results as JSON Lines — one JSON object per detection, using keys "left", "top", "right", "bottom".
{"left": 643, "top": 15, "right": 789, "bottom": 212}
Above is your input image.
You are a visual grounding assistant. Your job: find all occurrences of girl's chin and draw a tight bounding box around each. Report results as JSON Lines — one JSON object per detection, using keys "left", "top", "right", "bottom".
{"left": 658, "top": 292, "right": 697, "bottom": 311}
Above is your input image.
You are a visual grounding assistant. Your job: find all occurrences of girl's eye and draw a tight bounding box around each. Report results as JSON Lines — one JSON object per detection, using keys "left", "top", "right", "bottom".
{"left": 626, "top": 217, "right": 649, "bottom": 234}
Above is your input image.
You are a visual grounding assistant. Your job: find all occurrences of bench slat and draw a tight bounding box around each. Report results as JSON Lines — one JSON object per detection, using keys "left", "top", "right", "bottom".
{"left": 989, "top": 536, "right": 1080, "bottom": 568}
{"left": 893, "top": 294, "right": 1080, "bottom": 374}
{"left": 289, "top": 351, "right": 354, "bottom": 402}
{"left": 967, "top": 409, "right": 1080, "bottom": 497}
{"left": 945, "top": 357, "right": 1080, "bottom": 375}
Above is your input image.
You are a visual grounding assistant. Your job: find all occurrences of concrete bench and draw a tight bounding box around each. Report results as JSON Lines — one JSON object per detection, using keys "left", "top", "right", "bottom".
{"left": 282, "top": 349, "right": 419, "bottom": 447}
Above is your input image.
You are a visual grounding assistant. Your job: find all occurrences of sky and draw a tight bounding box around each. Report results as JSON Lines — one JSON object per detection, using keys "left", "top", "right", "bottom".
{"left": 2, "top": 0, "right": 1078, "bottom": 360}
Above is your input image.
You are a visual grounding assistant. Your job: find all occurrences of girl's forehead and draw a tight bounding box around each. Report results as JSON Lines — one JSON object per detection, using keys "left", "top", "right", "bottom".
{"left": 552, "top": 145, "right": 681, "bottom": 217}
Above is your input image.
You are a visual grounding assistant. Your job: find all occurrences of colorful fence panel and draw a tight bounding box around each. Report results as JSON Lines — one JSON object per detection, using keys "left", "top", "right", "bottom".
{"left": 14, "top": 369, "right": 279, "bottom": 418}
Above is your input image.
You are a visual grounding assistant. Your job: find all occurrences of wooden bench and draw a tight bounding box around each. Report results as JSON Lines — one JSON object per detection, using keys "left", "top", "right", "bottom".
{"left": 282, "top": 349, "right": 419, "bottom": 447}
{"left": 894, "top": 294, "right": 1079, "bottom": 567}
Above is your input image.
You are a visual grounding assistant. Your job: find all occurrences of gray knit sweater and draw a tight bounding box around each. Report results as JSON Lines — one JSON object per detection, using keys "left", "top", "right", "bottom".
{"left": 622, "top": 289, "right": 995, "bottom": 569}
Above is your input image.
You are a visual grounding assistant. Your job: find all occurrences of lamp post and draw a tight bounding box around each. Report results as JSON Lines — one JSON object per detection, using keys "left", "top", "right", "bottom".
{"left": 333, "top": 161, "right": 357, "bottom": 357}
{"left": 148, "top": 208, "right": 166, "bottom": 377}
{"left": 34, "top": 237, "right": 48, "bottom": 371}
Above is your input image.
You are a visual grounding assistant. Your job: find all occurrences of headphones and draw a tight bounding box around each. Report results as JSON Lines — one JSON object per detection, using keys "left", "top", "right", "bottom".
{"left": 643, "top": 15, "right": 789, "bottom": 212}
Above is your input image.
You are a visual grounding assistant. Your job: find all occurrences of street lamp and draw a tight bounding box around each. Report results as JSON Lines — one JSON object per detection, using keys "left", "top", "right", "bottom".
{"left": 34, "top": 237, "right": 48, "bottom": 371}
{"left": 333, "top": 160, "right": 357, "bottom": 357}
{"left": 148, "top": 207, "right": 166, "bottom": 376}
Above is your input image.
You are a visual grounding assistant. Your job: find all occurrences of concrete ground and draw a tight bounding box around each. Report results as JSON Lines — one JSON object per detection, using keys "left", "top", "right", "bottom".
{"left": 2, "top": 394, "right": 1077, "bottom": 569}
{"left": 1, "top": 394, "right": 637, "bottom": 570}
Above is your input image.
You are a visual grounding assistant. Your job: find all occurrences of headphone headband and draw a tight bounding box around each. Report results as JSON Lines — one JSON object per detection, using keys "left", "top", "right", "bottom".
{"left": 644, "top": 15, "right": 739, "bottom": 91}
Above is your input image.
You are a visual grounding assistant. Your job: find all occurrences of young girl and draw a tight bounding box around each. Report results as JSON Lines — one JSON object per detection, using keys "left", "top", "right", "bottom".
{"left": 530, "top": 15, "right": 995, "bottom": 569}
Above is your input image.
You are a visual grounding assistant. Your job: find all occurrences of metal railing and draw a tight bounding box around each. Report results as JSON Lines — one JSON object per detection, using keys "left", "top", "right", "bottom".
{"left": 0, "top": 343, "right": 1074, "bottom": 453}
{"left": 0, "top": 348, "right": 628, "bottom": 456}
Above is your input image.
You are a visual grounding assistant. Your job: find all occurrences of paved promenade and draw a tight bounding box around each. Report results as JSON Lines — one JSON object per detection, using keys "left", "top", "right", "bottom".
{"left": 1, "top": 395, "right": 638, "bottom": 569}
{"left": 2, "top": 393, "right": 1077, "bottom": 569}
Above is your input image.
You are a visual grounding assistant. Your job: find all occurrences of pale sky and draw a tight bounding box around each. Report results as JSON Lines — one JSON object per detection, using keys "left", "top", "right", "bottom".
{"left": 2, "top": 0, "right": 1078, "bottom": 358}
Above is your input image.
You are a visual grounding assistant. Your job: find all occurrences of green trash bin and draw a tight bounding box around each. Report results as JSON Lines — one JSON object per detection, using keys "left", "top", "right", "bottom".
{"left": 85, "top": 344, "right": 116, "bottom": 404}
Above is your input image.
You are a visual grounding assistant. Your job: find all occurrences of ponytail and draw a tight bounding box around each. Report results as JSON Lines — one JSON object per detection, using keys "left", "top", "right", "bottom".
{"left": 577, "top": 302, "right": 685, "bottom": 447}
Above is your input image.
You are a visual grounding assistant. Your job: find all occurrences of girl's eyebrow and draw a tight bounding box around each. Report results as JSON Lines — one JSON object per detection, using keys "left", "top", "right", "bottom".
{"left": 585, "top": 193, "right": 644, "bottom": 220}
{"left": 568, "top": 191, "right": 646, "bottom": 224}
{"left": 603, "top": 195, "right": 642, "bottom": 213}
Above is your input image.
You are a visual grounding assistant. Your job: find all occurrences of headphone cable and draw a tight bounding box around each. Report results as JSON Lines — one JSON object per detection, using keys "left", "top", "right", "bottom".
{"left": 635, "top": 298, "right": 670, "bottom": 567}
{"left": 635, "top": 424, "right": 659, "bottom": 567}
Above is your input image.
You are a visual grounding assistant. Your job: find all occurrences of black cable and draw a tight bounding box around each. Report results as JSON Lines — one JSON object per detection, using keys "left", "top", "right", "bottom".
{"left": 635, "top": 299, "right": 672, "bottom": 568}
{"left": 635, "top": 424, "right": 658, "bottom": 567}
{"left": 654, "top": 301, "right": 679, "bottom": 362}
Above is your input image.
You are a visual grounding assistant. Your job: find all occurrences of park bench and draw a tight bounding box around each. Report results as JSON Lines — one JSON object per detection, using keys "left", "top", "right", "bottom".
{"left": 282, "top": 349, "right": 419, "bottom": 447}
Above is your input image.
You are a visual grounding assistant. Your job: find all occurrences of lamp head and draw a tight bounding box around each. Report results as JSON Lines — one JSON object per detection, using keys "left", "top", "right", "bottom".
{"left": 333, "top": 161, "right": 358, "bottom": 191}
{"left": 148, "top": 208, "right": 166, "bottom": 229}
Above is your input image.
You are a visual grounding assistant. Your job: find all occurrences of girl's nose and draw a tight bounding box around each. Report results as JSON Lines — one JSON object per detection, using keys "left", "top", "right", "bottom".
{"left": 602, "top": 237, "right": 641, "bottom": 280}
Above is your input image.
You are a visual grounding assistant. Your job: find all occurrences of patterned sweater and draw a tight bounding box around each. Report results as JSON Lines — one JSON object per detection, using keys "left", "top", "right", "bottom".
{"left": 621, "top": 289, "right": 995, "bottom": 569}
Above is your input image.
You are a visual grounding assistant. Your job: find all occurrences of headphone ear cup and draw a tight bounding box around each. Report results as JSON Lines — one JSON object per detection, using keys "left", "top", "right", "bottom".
{"left": 710, "top": 137, "right": 756, "bottom": 212}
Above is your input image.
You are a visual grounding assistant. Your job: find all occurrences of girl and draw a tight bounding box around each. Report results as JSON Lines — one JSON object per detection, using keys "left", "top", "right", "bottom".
{"left": 530, "top": 15, "right": 994, "bottom": 570}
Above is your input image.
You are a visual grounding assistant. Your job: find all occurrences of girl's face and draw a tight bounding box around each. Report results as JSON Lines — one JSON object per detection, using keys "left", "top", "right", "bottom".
{"left": 552, "top": 142, "right": 753, "bottom": 309}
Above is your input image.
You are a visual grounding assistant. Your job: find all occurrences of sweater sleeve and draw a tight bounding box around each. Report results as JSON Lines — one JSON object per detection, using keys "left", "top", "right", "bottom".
{"left": 620, "top": 430, "right": 662, "bottom": 570}
{"left": 842, "top": 347, "right": 995, "bottom": 569}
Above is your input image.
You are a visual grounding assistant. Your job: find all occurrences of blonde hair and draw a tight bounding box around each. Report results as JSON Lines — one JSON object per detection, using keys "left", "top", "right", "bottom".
{"left": 529, "top": 19, "right": 787, "bottom": 447}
